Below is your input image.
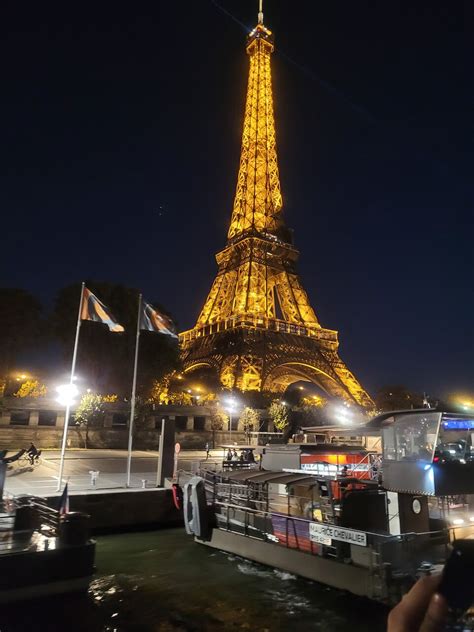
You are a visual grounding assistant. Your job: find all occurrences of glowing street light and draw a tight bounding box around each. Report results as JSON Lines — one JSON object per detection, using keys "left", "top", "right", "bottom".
{"left": 223, "top": 396, "right": 239, "bottom": 439}
{"left": 56, "top": 383, "right": 79, "bottom": 407}
{"left": 331, "top": 403, "right": 355, "bottom": 425}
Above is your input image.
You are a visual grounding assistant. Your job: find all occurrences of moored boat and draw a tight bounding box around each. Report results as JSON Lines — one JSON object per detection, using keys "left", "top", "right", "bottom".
{"left": 0, "top": 494, "right": 95, "bottom": 603}
{"left": 184, "top": 409, "right": 474, "bottom": 604}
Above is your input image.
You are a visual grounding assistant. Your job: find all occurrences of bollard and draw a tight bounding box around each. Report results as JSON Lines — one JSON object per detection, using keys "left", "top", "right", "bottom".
{"left": 89, "top": 470, "right": 100, "bottom": 488}
{"left": 141, "top": 479, "right": 147, "bottom": 489}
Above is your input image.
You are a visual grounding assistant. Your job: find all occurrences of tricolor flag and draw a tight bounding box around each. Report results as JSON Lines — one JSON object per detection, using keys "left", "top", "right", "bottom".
{"left": 81, "top": 287, "right": 125, "bottom": 333}
{"left": 58, "top": 482, "right": 69, "bottom": 515}
{"left": 140, "top": 300, "right": 178, "bottom": 338}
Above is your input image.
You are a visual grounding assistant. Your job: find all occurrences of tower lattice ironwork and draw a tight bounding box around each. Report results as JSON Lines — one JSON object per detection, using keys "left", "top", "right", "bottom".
{"left": 180, "top": 9, "right": 372, "bottom": 407}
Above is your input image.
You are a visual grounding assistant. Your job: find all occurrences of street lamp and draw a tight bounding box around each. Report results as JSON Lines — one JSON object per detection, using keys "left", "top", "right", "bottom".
{"left": 331, "top": 402, "right": 355, "bottom": 425}
{"left": 224, "top": 397, "right": 238, "bottom": 441}
{"left": 56, "top": 383, "right": 79, "bottom": 407}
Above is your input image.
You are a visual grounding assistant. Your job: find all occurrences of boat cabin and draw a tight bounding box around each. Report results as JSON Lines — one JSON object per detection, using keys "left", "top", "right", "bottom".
{"left": 259, "top": 443, "right": 377, "bottom": 480}
{"left": 376, "top": 410, "right": 474, "bottom": 496}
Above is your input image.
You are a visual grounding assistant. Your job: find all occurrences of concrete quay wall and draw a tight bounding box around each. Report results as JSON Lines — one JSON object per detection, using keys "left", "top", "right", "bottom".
{"left": 46, "top": 488, "right": 183, "bottom": 532}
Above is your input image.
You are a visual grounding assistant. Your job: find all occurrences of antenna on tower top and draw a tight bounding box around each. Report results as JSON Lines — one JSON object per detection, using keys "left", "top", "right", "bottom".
{"left": 258, "top": 0, "right": 263, "bottom": 24}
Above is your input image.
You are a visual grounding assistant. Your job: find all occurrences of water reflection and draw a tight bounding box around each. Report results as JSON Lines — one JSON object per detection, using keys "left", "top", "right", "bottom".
{"left": 1, "top": 529, "right": 387, "bottom": 631}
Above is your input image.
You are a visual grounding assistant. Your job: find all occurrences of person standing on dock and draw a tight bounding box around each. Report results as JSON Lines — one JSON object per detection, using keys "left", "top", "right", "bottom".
{"left": 205, "top": 442, "right": 210, "bottom": 460}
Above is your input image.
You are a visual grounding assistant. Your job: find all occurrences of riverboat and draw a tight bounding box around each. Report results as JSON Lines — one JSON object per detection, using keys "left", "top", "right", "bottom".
{"left": 0, "top": 494, "right": 95, "bottom": 603}
{"left": 184, "top": 409, "right": 474, "bottom": 604}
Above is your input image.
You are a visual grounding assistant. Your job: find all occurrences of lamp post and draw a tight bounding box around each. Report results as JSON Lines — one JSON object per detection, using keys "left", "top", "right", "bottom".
{"left": 224, "top": 397, "right": 237, "bottom": 443}
{"left": 56, "top": 382, "right": 79, "bottom": 490}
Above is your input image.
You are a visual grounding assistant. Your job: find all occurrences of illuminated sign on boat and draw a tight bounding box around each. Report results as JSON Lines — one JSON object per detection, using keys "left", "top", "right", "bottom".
{"left": 309, "top": 523, "right": 367, "bottom": 547}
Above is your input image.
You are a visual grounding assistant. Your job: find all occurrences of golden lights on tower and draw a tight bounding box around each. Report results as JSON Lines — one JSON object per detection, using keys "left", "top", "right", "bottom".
{"left": 179, "top": 5, "right": 373, "bottom": 407}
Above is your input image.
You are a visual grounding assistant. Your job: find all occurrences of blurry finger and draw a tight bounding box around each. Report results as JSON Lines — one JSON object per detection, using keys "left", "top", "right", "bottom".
{"left": 419, "top": 593, "right": 448, "bottom": 632}
{"left": 387, "top": 576, "right": 440, "bottom": 631}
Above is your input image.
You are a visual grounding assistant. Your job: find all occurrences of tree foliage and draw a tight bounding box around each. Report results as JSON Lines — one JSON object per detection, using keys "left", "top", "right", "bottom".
{"left": 148, "top": 374, "right": 193, "bottom": 405}
{"left": 74, "top": 393, "right": 106, "bottom": 427}
{"left": 269, "top": 400, "right": 289, "bottom": 431}
{"left": 209, "top": 406, "right": 229, "bottom": 448}
{"left": 239, "top": 407, "right": 260, "bottom": 433}
{"left": 74, "top": 392, "right": 107, "bottom": 449}
{"left": 374, "top": 385, "right": 424, "bottom": 412}
{"left": 13, "top": 379, "right": 47, "bottom": 398}
{"left": 209, "top": 407, "right": 228, "bottom": 432}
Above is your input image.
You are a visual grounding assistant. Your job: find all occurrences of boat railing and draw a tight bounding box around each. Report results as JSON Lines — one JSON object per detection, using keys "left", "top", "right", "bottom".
{"left": 2, "top": 495, "right": 61, "bottom": 536}
{"left": 212, "top": 498, "right": 462, "bottom": 578}
{"left": 221, "top": 462, "right": 258, "bottom": 471}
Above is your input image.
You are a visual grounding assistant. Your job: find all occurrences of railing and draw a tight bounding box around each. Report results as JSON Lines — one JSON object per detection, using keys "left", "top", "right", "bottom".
{"left": 179, "top": 315, "right": 339, "bottom": 345}
{"left": 12, "top": 495, "right": 60, "bottom": 535}
{"left": 0, "top": 494, "right": 62, "bottom": 554}
{"left": 222, "top": 461, "right": 258, "bottom": 471}
{"left": 212, "top": 499, "right": 459, "bottom": 572}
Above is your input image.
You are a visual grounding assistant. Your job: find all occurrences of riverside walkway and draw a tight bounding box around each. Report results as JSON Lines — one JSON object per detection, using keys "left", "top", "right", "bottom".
{"left": 4, "top": 448, "right": 221, "bottom": 497}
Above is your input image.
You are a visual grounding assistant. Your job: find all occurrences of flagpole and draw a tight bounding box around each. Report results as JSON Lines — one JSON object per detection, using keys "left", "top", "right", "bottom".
{"left": 57, "top": 282, "right": 85, "bottom": 492}
{"left": 126, "top": 293, "right": 142, "bottom": 488}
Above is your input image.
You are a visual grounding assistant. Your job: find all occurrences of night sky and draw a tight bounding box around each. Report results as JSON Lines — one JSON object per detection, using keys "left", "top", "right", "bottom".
{"left": 1, "top": 1, "right": 472, "bottom": 398}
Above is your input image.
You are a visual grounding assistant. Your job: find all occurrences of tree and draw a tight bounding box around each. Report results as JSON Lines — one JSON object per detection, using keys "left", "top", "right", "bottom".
{"left": 268, "top": 400, "right": 289, "bottom": 431}
{"left": 0, "top": 288, "right": 44, "bottom": 379}
{"left": 74, "top": 393, "right": 106, "bottom": 448}
{"left": 13, "top": 380, "right": 47, "bottom": 398}
{"left": 148, "top": 375, "right": 194, "bottom": 406}
{"left": 374, "top": 385, "right": 424, "bottom": 412}
{"left": 239, "top": 407, "right": 260, "bottom": 443}
{"left": 209, "top": 407, "right": 228, "bottom": 448}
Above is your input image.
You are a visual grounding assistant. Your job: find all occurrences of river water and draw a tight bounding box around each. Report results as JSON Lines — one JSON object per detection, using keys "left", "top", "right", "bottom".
{"left": 2, "top": 529, "right": 388, "bottom": 631}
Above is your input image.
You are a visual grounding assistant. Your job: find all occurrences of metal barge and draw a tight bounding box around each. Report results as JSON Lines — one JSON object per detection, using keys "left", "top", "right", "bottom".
{"left": 184, "top": 409, "right": 474, "bottom": 604}
{"left": 0, "top": 494, "right": 95, "bottom": 603}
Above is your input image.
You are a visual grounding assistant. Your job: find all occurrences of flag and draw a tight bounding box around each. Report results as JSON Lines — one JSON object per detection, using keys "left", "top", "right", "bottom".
{"left": 140, "top": 300, "right": 178, "bottom": 338}
{"left": 59, "top": 482, "right": 69, "bottom": 515}
{"left": 81, "top": 288, "right": 124, "bottom": 333}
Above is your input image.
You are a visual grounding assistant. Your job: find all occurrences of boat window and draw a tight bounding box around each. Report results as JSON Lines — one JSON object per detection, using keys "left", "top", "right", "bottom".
{"left": 383, "top": 412, "right": 440, "bottom": 463}
{"left": 383, "top": 427, "right": 397, "bottom": 461}
{"left": 435, "top": 416, "right": 474, "bottom": 463}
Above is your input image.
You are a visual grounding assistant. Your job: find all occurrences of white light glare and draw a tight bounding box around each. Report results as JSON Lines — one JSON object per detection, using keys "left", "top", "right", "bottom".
{"left": 452, "top": 518, "right": 465, "bottom": 526}
{"left": 56, "top": 383, "right": 79, "bottom": 407}
{"left": 333, "top": 404, "right": 354, "bottom": 424}
{"left": 224, "top": 397, "right": 237, "bottom": 412}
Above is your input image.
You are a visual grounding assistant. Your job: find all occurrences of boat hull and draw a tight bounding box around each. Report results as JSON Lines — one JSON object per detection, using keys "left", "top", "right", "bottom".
{"left": 196, "top": 528, "right": 387, "bottom": 602}
{"left": 0, "top": 540, "right": 96, "bottom": 604}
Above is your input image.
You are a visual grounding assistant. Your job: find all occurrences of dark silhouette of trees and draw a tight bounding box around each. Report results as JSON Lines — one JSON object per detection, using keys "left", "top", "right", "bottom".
{"left": 0, "top": 288, "right": 44, "bottom": 379}
{"left": 52, "top": 281, "right": 180, "bottom": 397}
{"left": 374, "top": 385, "right": 424, "bottom": 411}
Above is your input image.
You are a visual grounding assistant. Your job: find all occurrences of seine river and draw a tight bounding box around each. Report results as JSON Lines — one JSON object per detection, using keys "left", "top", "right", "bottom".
{"left": 2, "top": 529, "right": 388, "bottom": 631}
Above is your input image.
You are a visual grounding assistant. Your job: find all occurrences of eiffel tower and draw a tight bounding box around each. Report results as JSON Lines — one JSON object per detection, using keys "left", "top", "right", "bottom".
{"left": 180, "top": 5, "right": 372, "bottom": 407}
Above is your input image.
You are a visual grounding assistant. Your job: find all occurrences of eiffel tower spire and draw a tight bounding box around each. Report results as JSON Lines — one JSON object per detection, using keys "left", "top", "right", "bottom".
{"left": 180, "top": 11, "right": 372, "bottom": 407}
{"left": 227, "top": 11, "right": 283, "bottom": 241}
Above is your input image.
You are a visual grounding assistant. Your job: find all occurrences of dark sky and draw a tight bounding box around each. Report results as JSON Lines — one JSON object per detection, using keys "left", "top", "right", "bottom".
{"left": 1, "top": 1, "right": 472, "bottom": 398}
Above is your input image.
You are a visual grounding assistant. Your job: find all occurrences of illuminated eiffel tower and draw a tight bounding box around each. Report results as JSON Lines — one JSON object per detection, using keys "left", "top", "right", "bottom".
{"left": 180, "top": 4, "right": 372, "bottom": 407}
